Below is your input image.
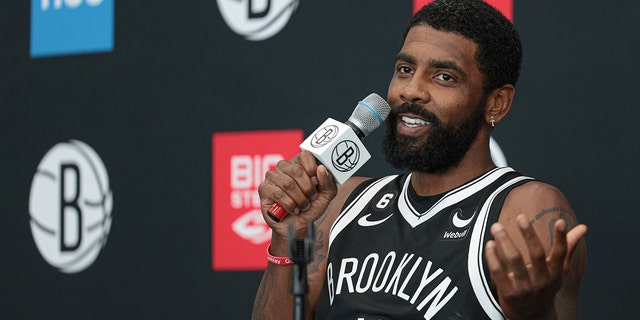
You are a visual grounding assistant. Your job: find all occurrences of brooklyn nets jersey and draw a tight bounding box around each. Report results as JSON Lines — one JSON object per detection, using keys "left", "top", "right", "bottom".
{"left": 315, "top": 167, "right": 533, "bottom": 320}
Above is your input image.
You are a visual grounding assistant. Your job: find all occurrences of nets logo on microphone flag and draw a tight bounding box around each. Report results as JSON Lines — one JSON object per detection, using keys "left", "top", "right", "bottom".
{"left": 413, "top": 0, "right": 513, "bottom": 21}
{"left": 212, "top": 129, "right": 303, "bottom": 271}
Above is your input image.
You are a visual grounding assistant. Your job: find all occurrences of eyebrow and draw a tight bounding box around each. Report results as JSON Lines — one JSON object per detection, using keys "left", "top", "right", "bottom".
{"left": 395, "top": 52, "right": 467, "bottom": 78}
{"left": 395, "top": 52, "right": 416, "bottom": 65}
{"left": 429, "top": 59, "right": 467, "bottom": 78}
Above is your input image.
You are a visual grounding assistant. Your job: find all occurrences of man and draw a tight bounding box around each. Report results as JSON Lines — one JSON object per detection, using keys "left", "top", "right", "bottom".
{"left": 252, "top": 0, "right": 587, "bottom": 319}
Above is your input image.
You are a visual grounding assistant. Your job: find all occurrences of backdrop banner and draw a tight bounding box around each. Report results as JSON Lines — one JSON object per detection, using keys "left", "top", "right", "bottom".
{"left": 0, "top": 0, "right": 637, "bottom": 318}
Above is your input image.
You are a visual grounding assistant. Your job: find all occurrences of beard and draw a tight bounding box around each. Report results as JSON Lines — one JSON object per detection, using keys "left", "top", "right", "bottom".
{"left": 382, "top": 98, "right": 486, "bottom": 174}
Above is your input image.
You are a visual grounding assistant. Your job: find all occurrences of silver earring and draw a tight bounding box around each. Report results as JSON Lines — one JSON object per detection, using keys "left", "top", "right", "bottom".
{"left": 490, "top": 116, "right": 495, "bottom": 128}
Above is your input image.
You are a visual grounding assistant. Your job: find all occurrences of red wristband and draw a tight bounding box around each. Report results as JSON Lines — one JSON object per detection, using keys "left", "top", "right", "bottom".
{"left": 266, "top": 245, "right": 294, "bottom": 266}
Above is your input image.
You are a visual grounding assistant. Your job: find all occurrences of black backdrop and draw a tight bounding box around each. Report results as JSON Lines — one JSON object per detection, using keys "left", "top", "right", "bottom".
{"left": 1, "top": 0, "right": 639, "bottom": 318}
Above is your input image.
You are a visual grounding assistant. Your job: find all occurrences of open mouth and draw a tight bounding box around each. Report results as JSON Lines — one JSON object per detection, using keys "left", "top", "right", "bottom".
{"left": 401, "top": 115, "right": 431, "bottom": 128}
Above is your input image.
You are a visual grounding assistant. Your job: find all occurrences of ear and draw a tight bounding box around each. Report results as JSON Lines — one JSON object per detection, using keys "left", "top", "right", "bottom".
{"left": 485, "top": 84, "right": 515, "bottom": 127}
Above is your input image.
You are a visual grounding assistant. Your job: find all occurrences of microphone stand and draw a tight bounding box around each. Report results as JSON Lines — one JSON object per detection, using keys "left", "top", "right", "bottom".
{"left": 287, "top": 221, "right": 315, "bottom": 320}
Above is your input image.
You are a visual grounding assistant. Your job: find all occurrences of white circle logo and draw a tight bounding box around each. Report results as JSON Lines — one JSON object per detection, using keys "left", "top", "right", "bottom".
{"left": 29, "top": 140, "right": 113, "bottom": 273}
{"left": 216, "top": 0, "right": 299, "bottom": 41}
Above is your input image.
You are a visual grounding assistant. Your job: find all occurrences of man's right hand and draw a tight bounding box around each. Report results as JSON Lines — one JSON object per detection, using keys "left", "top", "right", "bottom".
{"left": 258, "top": 150, "right": 338, "bottom": 239}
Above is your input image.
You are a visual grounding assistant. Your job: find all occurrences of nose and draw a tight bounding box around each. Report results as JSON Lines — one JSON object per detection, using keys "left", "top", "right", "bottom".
{"left": 399, "top": 77, "right": 430, "bottom": 105}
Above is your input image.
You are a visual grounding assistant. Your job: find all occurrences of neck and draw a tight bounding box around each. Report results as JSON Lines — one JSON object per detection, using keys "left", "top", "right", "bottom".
{"left": 410, "top": 135, "right": 495, "bottom": 196}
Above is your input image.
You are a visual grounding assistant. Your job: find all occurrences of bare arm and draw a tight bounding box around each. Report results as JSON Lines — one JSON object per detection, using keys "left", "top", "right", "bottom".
{"left": 251, "top": 150, "right": 367, "bottom": 320}
{"left": 251, "top": 199, "right": 336, "bottom": 320}
{"left": 485, "top": 181, "right": 587, "bottom": 320}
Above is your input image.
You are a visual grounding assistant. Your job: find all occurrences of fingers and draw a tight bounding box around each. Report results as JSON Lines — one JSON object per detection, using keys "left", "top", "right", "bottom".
{"left": 258, "top": 151, "right": 335, "bottom": 222}
{"left": 563, "top": 223, "right": 587, "bottom": 274}
{"left": 547, "top": 219, "right": 568, "bottom": 278}
{"left": 486, "top": 215, "right": 554, "bottom": 293}
{"left": 487, "top": 216, "right": 581, "bottom": 292}
{"left": 315, "top": 165, "right": 338, "bottom": 202}
{"left": 566, "top": 224, "right": 587, "bottom": 255}
{"left": 489, "top": 222, "right": 531, "bottom": 292}
{"left": 485, "top": 240, "right": 511, "bottom": 290}
{"left": 486, "top": 214, "right": 586, "bottom": 319}
{"left": 266, "top": 152, "right": 317, "bottom": 211}
{"left": 515, "top": 215, "right": 548, "bottom": 286}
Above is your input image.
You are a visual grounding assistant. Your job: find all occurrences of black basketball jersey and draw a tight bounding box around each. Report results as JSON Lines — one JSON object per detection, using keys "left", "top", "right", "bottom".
{"left": 315, "top": 167, "right": 533, "bottom": 320}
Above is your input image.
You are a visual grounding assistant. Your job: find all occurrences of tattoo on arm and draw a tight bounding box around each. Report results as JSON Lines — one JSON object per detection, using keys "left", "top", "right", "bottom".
{"left": 307, "top": 208, "right": 329, "bottom": 275}
{"left": 529, "top": 207, "right": 575, "bottom": 247}
{"left": 308, "top": 228, "right": 325, "bottom": 274}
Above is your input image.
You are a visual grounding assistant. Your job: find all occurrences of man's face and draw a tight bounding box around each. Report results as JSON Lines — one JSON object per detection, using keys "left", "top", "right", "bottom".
{"left": 383, "top": 98, "right": 486, "bottom": 173}
{"left": 384, "top": 25, "right": 487, "bottom": 173}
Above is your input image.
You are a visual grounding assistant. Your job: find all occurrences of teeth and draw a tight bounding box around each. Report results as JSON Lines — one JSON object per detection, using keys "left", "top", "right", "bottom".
{"left": 401, "top": 116, "right": 430, "bottom": 127}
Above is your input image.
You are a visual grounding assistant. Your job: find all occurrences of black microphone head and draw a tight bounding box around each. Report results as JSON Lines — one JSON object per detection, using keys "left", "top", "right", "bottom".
{"left": 347, "top": 93, "right": 391, "bottom": 138}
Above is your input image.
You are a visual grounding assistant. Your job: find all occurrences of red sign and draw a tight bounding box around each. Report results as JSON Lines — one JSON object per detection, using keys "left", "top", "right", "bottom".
{"left": 212, "top": 130, "right": 304, "bottom": 271}
{"left": 413, "top": 0, "right": 513, "bottom": 21}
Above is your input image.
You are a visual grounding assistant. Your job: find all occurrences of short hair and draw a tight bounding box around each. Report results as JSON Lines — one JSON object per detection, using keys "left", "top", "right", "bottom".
{"left": 402, "top": 0, "right": 522, "bottom": 93}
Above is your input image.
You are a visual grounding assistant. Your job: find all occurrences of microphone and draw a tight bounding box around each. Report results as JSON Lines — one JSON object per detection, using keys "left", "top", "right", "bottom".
{"left": 267, "top": 93, "right": 391, "bottom": 222}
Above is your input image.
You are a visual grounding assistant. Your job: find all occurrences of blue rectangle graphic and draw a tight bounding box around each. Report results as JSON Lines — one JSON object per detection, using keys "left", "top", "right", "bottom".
{"left": 30, "top": 0, "right": 114, "bottom": 58}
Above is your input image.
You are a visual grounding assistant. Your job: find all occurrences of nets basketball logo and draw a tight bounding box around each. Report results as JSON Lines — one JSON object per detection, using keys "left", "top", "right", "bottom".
{"left": 216, "top": 0, "right": 299, "bottom": 41}
{"left": 311, "top": 125, "right": 339, "bottom": 148}
{"left": 331, "top": 140, "right": 360, "bottom": 172}
{"left": 29, "top": 140, "right": 113, "bottom": 273}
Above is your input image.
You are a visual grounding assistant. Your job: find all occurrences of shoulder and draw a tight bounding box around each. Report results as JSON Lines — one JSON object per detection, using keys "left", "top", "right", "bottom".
{"left": 500, "top": 180, "right": 573, "bottom": 222}
{"left": 499, "top": 180, "right": 578, "bottom": 227}
{"left": 498, "top": 180, "right": 579, "bottom": 249}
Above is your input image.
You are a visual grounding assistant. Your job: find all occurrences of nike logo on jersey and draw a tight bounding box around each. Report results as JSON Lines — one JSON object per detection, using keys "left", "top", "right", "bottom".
{"left": 440, "top": 208, "right": 476, "bottom": 241}
{"left": 451, "top": 208, "right": 475, "bottom": 228}
{"left": 357, "top": 213, "right": 393, "bottom": 227}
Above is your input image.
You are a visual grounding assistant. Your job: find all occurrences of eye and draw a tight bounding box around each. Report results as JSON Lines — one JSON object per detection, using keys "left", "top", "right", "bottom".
{"left": 434, "top": 73, "right": 455, "bottom": 82}
{"left": 397, "top": 66, "right": 413, "bottom": 74}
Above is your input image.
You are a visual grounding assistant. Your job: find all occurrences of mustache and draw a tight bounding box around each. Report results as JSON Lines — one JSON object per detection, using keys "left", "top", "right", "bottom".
{"left": 390, "top": 102, "right": 439, "bottom": 124}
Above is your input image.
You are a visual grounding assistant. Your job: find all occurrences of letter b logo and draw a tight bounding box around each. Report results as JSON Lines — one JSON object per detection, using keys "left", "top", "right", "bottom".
{"left": 60, "top": 164, "right": 82, "bottom": 252}
{"left": 29, "top": 140, "right": 113, "bottom": 273}
{"left": 331, "top": 140, "right": 360, "bottom": 172}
